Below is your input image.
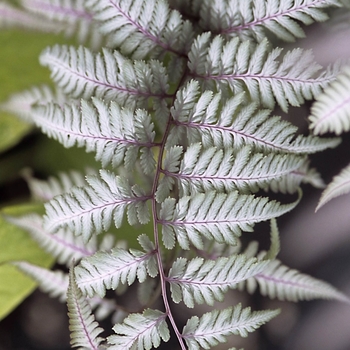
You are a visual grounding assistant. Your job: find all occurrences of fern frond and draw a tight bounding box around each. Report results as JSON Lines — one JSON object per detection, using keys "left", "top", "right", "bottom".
{"left": 87, "top": 0, "right": 194, "bottom": 59}
{"left": 167, "top": 255, "right": 270, "bottom": 308}
{"left": 6, "top": 214, "right": 96, "bottom": 265}
{"left": 161, "top": 143, "right": 305, "bottom": 198}
{"left": 0, "top": 1, "right": 57, "bottom": 30}
{"left": 198, "top": 0, "right": 341, "bottom": 42}
{"left": 159, "top": 190, "right": 300, "bottom": 250}
{"left": 267, "top": 158, "right": 326, "bottom": 193}
{"left": 189, "top": 35, "right": 336, "bottom": 111}
{"left": 309, "top": 65, "right": 350, "bottom": 135}
{"left": 32, "top": 98, "right": 157, "bottom": 171}
{"left": 75, "top": 234, "right": 157, "bottom": 297}
{"left": 14, "top": 261, "right": 122, "bottom": 322}
{"left": 67, "top": 268, "right": 104, "bottom": 350}
{"left": 241, "top": 258, "right": 350, "bottom": 302}
{"left": 107, "top": 309, "right": 170, "bottom": 349}
{"left": 1, "top": 85, "right": 62, "bottom": 122}
{"left": 39, "top": 45, "right": 171, "bottom": 115}
{"left": 182, "top": 304, "right": 280, "bottom": 350}
{"left": 44, "top": 170, "right": 151, "bottom": 242}
{"left": 315, "top": 163, "right": 350, "bottom": 210}
{"left": 23, "top": 169, "right": 93, "bottom": 202}
{"left": 20, "top": 0, "right": 104, "bottom": 48}
{"left": 12, "top": 261, "right": 69, "bottom": 302}
{"left": 169, "top": 82, "right": 341, "bottom": 154}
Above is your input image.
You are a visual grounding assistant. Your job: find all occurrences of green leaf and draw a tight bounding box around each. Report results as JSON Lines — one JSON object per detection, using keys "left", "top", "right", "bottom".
{"left": 0, "top": 204, "right": 54, "bottom": 320}
{"left": 0, "top": 29, "right": 68, "bottom": 153}
{"left": 0, "top": 113, "right": 32, "bottom": 153}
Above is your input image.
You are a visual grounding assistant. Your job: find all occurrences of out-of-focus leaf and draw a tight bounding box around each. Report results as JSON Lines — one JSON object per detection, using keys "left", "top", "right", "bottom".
{"left": 0, "top": 114, "right": 32, "bottom": 153}
{"left": 0, "top": 29, "right": 71, "bottom": 153}
{"left": 0, "top": 204, "right": 53, "bottom": 320}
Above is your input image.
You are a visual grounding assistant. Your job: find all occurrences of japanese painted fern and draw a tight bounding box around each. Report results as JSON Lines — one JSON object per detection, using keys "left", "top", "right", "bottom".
{"left": 2, "top": 0, "right": 350, "bottom": 349}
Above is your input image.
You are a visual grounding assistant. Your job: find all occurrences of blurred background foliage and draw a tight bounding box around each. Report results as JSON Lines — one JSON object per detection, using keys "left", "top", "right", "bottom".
{"left": 0, "top": 27, "right": 100, "bottom": 333}
{"left": 0, "top": 28, "right": 150, "bottom": 349}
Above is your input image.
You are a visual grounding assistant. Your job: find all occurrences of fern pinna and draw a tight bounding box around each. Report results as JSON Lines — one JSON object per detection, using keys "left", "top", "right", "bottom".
{"left": 2, "top": 0, "right": 350, "bottom": 349}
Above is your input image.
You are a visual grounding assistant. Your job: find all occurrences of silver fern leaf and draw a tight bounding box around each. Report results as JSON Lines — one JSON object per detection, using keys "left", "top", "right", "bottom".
{"left": 23, "top": 169, "right": 94, "bottom": 202}
{"left": 20, "top": 0, "right": 104, "bottom": 48}
{"left": 75, "top": 234, "right": 157, "bottom": 298}
{"left": 1, "top": 85, "right": 64, "bottom": 122}
{"left": 167, "top": 254, "right": 270, "bottom": 308}
{"left": 87, "top": 0, "right": 194, "bottom": 58}
{"left": 107, "top": 309, "right": 170, "bottom": 349}
{"left": 198, "top": 0, "right": 341, "bottom": 42}
{"left": 309, "top": 65, "right": 350, "bottom": 135}
{"left": 182, "top": 304, "right": 280, "bottom": 350}
{"left": 242, "top": 258, "right": 350, "bottom": 303}
{"left": 39, "top": 45, "right": 170, "bottom": 114}
{"left": 168, "top": 81, "right": 341, "bottom": 153}
{"left": 32, "top": 98, "right": 157, "bottom": 171}
{"left": 6, "top": 214, "right": 97, "bottom": 265}
{"left": 159, "top": 190, "right": 300, "bottom": 250}
{"left": 0, "top": 1, "right": 57, "bottom": 30}
{"left": 67, "top": 268, "right": 104, "bottom": 349}
{"left": 315, "top": 163, "right": 350, "bottom": 211}
{"left": 3, "top": 0, "right": 349, "bottom": 348}
{"left": 159, "top": 143, "right": 306, "bottom": 199}
{"left": 12, "top": 261, "right": 69, "bottom": 302}
{"left": 309, "top": 65, "right": 350, "bottom": 209}
{"left": 44, "top": 170, "right": 151, "bottom": 242}
{"left": 188, "top": 34, "right": 337, "bottom": 111}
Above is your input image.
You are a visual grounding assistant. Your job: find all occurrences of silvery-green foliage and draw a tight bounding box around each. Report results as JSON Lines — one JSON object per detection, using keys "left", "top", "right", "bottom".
{"left": 188, "top": 34, "right": 339, "bottom": 112}
{"left": 107, "top": 309, "right": 170, "bottom": 349}
{"left": 0, "top": 0, "right": 103, "bottom": 47}
{"left": 67, "top": 269, "right": 104, "bottom": 350}
{"left": 12, "top": 261, "right": 69, "bottom": 302}
{"left": 32, "top": 99, "right": 157, "bottom": 171}
{"left": 23, "top": 169, "right": 94, "bottom": 202}
{"left": 167, "top": 255, "right": 270, "bottom": 307}
{"left": 0, "top": 2, "right": 57, "bottom": 30}
{"left": 197, "top": 0, "right": 341, "bottom": 42}
{"left": 182, "top": 304, "right": 280, "bottom": 350}
{"left": 3, "top": 0, "right": 350, "bottom": 349}
{"left": 308, "top": 65, "right": 350, "bottom": 210}
{"left": 7, "top": 214, "right": 98, "bottom": 264}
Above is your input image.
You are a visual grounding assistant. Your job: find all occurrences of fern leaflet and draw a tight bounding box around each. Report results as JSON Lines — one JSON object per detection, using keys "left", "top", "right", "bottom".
{"left": 7, "top": 214, "right": 96, "bottom": 265}
{"left": 75, "top": 234, "right": 157, "bottom": 297}
{"left": 182, "top": 304, "right": 280, "bottom": 350}
{"left": 23, "top": 169, "right": 93, "bottom": 202}
{"left": 241, "top": 258, "right": 350, "bottom": 302}
{"left": 198, "top": 0, "right": 341, "bottom": 42}
{"left": 107, "top": 309, "right": 170, "bottom": 349}
{"left": 13, "top": 261, "right": 69, "bottom": 302}
{"left": 315, "top": 163, "right": 350, "bottom": 210}
{"left": 67, "top": 268, "right": 104, "bottom": 349}
{"left": 169, "top": 82, "right": 341, "bottom": 154}
{"left": 39, "top": 45, "right": 170, "bottom": 113}
{"left": 87, "top": 0, "right": 194, "bottom": 58}
{"left": 309, "top": 65, "right": 350, "bottom": 135}
{"left": 0, "top": 1, "right": 56, "bottom": 30}
{"left": 44, "top": 170, "right": 151, "bottom": 242}
{"left": 189, "top": 34, "right": 336, "bottom": 111}
{"left": 20, "top": 0, "right": 104, "bottom": 47}
{"left": 167, "top": 255, "right": 270, "bottom": 308}
{"left": 160, "top": 143, "right": 306, "bottom": 198}
{"left": 33, "top": 98, "right": 157, "bottom": 171}
{"left": 159, "top": 190, "right": 300, "bottom": 250}
{"left": 1, "top": 85, "right": 63, "bottom": 122}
